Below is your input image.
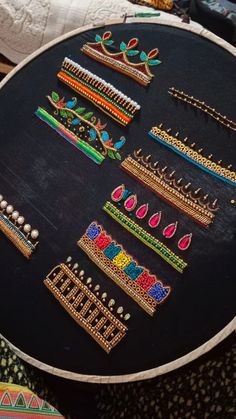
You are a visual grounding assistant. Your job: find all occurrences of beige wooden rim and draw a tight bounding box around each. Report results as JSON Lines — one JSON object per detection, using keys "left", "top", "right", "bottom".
{"left": 0, "top": 18, "right": 235, "bottom": 383}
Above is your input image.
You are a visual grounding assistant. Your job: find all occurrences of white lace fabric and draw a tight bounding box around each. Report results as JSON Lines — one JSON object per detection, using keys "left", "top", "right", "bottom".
{"left": 0, "top": 0, "right": 192, "bottom": 64}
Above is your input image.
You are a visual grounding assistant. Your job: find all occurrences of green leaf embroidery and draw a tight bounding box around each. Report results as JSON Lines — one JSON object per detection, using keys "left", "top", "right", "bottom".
{"left": 67, "top": 111, "right": 74, "bottom": 118}
{"left": 104, "top": 40, "right": 113, "bottom": 45}
{"left": 75, "top": 107, "right": 85, "bottom": 114}
{"left": 95, "top": 34, "right": 102, "bottom": 42}
{"left": 60, "top": 109, "right": 67, "bottom": 117}
{"left": 108, "top": 150, "right": 115, "bottom": 159}
{"left": 115, "top": 152, "right": 121, "bottom": 160}
{"left": 83, "top": 112, "right": 93, "bottom": 120}
{"left": 120, "top": 41, "right": 127, "bottom": 52}
{"left": 126, "top": 50, "right": 139, "bottom": 57}
{"left": 52, "top": 92, "right": 59, "bottom": 103}
{"left": 148, "top": 59, "right": 161, "bottom": 66}
{"left": 140, "top": 51, "right": 147, "bottom": 62}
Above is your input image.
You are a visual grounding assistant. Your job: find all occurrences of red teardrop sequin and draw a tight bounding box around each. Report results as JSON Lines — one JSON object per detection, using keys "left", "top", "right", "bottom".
{"left": 111, "top": 184, "right": 125, "bottom": 202}
{"left": 163, "top": 222, "right": 178, "bottom": 238}
{"left": 148, "top": 48, "right": 159, "bottom": 59}
{"left": 103, "top": 31, "right": 112, "bottom": 41}
{"left": 127, "top": 38, "right": 138, "bottom": 49}
{"left": 124, "top": 194, "right": 137, "bottom": 211}
{"left": 148, "top": 212, "right": 161, "bottom": 228}
{"left": 178, "top": 233, "right": 192, "bottom": 250}
{"left": 136, "top": 204, "right": 148, "bottom": 219}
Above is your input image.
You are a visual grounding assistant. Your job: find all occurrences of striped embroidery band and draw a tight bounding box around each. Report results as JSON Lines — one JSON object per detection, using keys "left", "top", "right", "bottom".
{"left": 58, "top": 58, "right": 140, "bottom": 126}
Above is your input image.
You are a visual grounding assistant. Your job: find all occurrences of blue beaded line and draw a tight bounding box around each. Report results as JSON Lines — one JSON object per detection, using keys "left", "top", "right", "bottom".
{"left": 148, "top": 131, "right": 236, "bottom": 187}
{"left": 0, "top": 212, "right": 34, "bottom": 250}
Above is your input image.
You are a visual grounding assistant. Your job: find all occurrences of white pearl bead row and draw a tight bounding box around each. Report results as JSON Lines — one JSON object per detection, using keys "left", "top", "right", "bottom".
{"left": 0, "top": 194, "right": 39, "bottom": 240}
{"left": 63, "top": 57, "right": 140, "bottom": 110}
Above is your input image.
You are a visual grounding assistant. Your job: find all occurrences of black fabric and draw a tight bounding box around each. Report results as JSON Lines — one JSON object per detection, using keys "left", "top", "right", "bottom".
{"left": 0, "top": 23, "right": 235, "bottom": 377}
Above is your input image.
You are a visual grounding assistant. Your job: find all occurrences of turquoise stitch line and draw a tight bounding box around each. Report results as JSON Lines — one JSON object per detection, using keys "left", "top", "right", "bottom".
{"left": 148, "top": 131, "right": 236, "bottom": 187}
{"left": 0, "top": 213, "right": 34, "bottom": 249}
{"left": 61, "top": 68, "right": 133, "bottom": 119}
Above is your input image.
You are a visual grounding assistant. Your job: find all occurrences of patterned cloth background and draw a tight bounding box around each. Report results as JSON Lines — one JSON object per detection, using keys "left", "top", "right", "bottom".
{"left": 0, "top": 335, "right": 235, "bottom": 418}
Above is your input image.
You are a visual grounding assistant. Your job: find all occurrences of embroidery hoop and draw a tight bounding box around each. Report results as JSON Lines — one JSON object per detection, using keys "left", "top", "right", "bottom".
{"left": 0, "top": 18, "right": 235, "bottom": 384}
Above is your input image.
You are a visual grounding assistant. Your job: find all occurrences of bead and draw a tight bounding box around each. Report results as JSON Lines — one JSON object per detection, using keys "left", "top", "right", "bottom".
{"left": 30, "top": 229, "right": 39, "bottom": 239}
{"left": 23, "top": 224, "right": 31, "bottom": 233}
{"left": 0, "top": 200, "right": 7, "bottom": 209}
{"left": 17, "top": 216, "right": 25, "bottom": 225}
{"left": 108, "top": 299, "right": 115, "bottom": 307}
{"left": 117, "top": 306, "right": 123, "bottom": 314}
{"left": 6, "top": 205, "right": 13, "bottom": 214}
{"left": 0, "top": 195, "right": 3, "bottom": 202}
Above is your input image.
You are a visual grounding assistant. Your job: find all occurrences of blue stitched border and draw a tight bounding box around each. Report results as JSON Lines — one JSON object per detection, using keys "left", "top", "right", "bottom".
{"left": 148, "top": 131, "right": 236, "bottom": 187}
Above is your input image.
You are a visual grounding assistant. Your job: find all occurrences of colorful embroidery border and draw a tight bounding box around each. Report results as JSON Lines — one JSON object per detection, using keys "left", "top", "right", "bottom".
{"left": 44, "top": 260, "right": 128, "bottom": 353}
{"left": 81, "top": 31, "right": 161, "bottom": 86}
{"left": 149, "top": 126, "right": 236, "bottom": 187}
{"left": 121, "top": 151, "right": 218, "bottom": 227}
{"left": 78, "top": 221, "right": 171, "bottom": 316}
{"left": 0, "top": 387, "right": 62, "bottom": 417}
{"left": 58, "top": 58, "right": 140, "bottom": 126}
{"left": 103, "top": 201, "right": 187, "bottom": 273}
{"left": 0, "top": 212, "right": 35, "bottom": 258}
{"left": 35, "top": 107, "right": 105, "bottom": 165}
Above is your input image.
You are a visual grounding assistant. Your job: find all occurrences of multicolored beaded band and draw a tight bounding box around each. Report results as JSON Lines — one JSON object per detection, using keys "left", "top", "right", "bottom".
{"left": 168, "top": 87, "right": 236, "bottom": 132}
{"left": 149, "top": 125, "right": 236, "bottom": 187}
{"left": 58, "top": 58, "right": 141, "bottom": 126}
{"left": 121, "top": 150, "right": 219, "bottom": 227}
{"left": 44, "top": 257, "right": 129, "bottom": 353}
{"left": 81, "top": 31, "right": 161, "bottom": 86}
{"left": 103, "top": 201, "right": 187, "bottom": 273}
{"left": 78, "top": 222, "right": 171, "bottom": 316}
{"left": 35, "top": 92, "right": 126, "bottom": 164}
{"left": 0, "top": 194, "right": 39, "bottom": 259}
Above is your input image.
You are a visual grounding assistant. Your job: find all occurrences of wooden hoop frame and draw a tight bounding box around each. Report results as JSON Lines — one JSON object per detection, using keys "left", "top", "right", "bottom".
{"left": 0, "top": 18, "right": 235, "bottom": 383}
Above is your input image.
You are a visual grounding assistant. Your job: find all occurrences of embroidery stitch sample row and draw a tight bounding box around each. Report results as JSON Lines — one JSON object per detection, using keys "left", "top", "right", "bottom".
{"left": 168, "top": 87, "right": 236, "bottom": 132}
{"left": 121, "top": 150, "right": 219, "bottom": 227}
{"left": 78, "top": 222, "right": 171, "bottom": 316}
{"left": 44, "top": 257, "right": 129, "bottom": 353}
{"left": 0, "top": 194, "right": 39, "bottom": 259}
{"left": 149, "top": 125, "right": 236, "bottom": 187}
{"left": 36, "top": 92, "right": 126, "bottom": 164}
{"left": 57, "top": 58, "right": 141, "bottom": 125}
{"left": 110, "top": 184, "right": 193, "bottom": 251}
{"left": 103, "top": 201, "right": 187, "bottom": 273}
{"left": 81, "top": 31, "right": 161, "bottom": 86}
